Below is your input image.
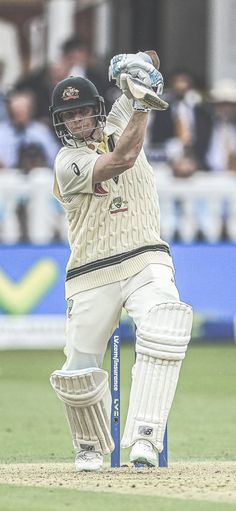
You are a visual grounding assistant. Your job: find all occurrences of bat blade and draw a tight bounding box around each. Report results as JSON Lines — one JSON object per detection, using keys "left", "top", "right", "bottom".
{"left": 125, "top": 74, "right": 169, "bottom": 111}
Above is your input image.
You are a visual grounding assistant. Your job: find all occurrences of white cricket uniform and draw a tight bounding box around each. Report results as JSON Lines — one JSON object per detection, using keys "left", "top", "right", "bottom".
{"left": 53, "top": 94, "right": 180, "bottom": 370}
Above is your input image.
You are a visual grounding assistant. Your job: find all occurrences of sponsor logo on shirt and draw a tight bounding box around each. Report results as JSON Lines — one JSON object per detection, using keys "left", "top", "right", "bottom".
{"left": 71, "top": 162, "right": 80, "bottom": 175}
{"left": 94, "top": 183, "right": 109, "bottom": 197}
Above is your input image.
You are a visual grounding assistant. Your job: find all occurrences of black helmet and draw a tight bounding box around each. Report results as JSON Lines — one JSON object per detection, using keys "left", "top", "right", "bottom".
{"left": 49, "top": 76, "right": 106, "bottom": 145}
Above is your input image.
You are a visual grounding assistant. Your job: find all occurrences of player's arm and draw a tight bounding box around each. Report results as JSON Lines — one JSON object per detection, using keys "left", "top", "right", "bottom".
{"left": 93, "top": 51, "right": 167, "bottom": 185}
{"left": 92, "top": 110, "right": 148, "bottom": 184}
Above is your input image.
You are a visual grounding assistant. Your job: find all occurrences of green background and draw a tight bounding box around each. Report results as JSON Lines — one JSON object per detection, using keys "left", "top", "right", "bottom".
{"left": 0, "top": 344, "right": 235, "bottom": 510}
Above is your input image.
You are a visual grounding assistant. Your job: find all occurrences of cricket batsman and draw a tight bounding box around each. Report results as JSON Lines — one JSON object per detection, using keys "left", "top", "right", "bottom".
{"left": 49, "top": 51, "right": 193, "bottom": 471}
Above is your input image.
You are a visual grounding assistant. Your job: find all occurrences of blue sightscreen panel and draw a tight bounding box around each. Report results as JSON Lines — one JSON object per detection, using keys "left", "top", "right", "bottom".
{"left": 171, "top": 243, "right": 236, "bottom": 316}
{"left": 0, "top": 243, "right": 235, "bottom": 318}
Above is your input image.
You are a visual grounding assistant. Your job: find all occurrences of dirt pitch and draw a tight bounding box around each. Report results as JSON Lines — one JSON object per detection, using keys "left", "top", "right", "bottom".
{"left": 0, "top": 462, "right": 235, "bottom": 503}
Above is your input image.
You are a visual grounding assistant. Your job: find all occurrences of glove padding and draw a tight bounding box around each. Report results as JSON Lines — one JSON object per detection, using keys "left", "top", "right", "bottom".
{"left": 109, "top": 53, "right": 168, "bottom": 111}
{"left": 109, "top": 53, "right": 164, "bottom": 92}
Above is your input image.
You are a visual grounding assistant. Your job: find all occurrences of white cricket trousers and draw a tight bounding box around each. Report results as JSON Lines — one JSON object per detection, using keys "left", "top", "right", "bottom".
{"left": 62, "top": 263, "right": 180, "bottom": 371}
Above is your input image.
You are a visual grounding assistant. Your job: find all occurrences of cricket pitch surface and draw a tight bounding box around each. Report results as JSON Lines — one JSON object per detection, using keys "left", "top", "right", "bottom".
{"left": 0, "top": 461, "right": 235, "bottom": 503}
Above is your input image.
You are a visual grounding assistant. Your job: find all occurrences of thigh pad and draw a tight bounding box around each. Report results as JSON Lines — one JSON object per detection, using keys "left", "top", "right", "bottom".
{"left": 136, "top": 301, "right": 193, "bottom": 361}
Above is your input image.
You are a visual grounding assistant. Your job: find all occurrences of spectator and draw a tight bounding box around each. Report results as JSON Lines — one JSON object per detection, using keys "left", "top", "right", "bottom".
{"left": 206, "top": 79, "right": 236, "bottom": 172}
{"left": 15, "top": 62, "right": 70, "bottom": 127}
{"left": 18, "top": 142, "right": 48, "bottom": 173}
{"left": 60, "top": 37, "right": 107, "bottom": 96}
{"left": 15, "top": 36, "right": 109, "bottom": 126}
{"left": 0, "top": 90, "right": 59, "bottom": 169}
{"left": 148, "top": 69, "right": 212, "bottom": 176}
{"left": 60, "top": 37, "right": 116, "bottom": 111}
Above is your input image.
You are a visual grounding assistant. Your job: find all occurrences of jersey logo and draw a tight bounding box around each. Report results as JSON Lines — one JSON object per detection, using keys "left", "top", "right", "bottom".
{"left": 62, "top": 86, "right": 79, "bottom": 101}
{"left": 109, "top": 196, "right": 128, "bottom": 214}
{"left": 71, "top": 163, "right": 80, "bottom": 176}
{"left": 94, "top": 183, "right": 108, "bottom": 197}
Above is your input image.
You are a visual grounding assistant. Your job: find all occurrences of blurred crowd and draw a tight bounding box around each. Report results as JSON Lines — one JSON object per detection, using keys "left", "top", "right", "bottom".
{"left": 0, "top": 36, "right": 236, "bottom": 244}
{"left": 147, "top": 70, "right": 236, "bottom": 176}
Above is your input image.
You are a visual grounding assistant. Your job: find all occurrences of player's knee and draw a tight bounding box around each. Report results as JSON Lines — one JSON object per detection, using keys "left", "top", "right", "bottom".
{"left": 136, "top": 301, "right": 193, "bottom": 361}
{"left": 63, "top": 348, "right": 103, "bottom": 371}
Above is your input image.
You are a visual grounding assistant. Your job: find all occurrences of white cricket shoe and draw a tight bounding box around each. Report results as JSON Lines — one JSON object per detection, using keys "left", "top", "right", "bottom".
{"left": 75, "top": 450, "right": 103, "bottom": 472}
{"left": 130, "top": 440, "right": 159, "bottom": 467}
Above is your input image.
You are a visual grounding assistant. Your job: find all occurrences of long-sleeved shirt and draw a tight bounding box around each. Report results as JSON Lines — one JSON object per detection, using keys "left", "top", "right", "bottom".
{"left": 53, "top": 94, "right": 173, "bottom": 298}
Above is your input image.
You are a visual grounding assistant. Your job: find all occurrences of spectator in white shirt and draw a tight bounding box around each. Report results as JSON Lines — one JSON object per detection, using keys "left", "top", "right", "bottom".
{"left": 206, "top": 79, "right": 236, "bottom": 172}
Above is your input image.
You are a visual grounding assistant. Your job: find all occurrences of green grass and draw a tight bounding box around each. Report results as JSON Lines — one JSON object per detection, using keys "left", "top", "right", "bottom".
{"left": 0, "top": 345, "right": 235, "bottom": 510}
{"left": 0, "top": 485, "right": 235, "bottom": 511}
{"left": 0, "top": 345, "right": 235, "bottom": 463}
{"left": 169, "top": 344, "right": 236, "bottom": 461}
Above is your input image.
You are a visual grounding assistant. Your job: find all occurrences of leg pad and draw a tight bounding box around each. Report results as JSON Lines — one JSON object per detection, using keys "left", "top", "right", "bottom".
{"left": 50, "top": 368, "right": 114, "bottom": 455}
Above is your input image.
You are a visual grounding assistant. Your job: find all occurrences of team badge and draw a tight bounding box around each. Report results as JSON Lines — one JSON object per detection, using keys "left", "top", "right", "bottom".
{"left": 62, "top": 86, "right": 79, "bottom": 101}
{"left": 109, "top": 196, "right": 128, "bottom": 214}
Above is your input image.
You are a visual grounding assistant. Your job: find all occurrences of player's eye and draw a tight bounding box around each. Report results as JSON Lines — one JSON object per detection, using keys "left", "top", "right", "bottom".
{"left": 78, "top": 107, "right": 89, "bottom": 116}
{"left": 62, "top": 112, "right": 74, "bottom": 121}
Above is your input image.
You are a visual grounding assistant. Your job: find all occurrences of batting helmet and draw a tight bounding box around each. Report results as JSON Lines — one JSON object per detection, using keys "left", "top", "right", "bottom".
{"left": 50, "top": 76, "right": 106, "bottom": 145}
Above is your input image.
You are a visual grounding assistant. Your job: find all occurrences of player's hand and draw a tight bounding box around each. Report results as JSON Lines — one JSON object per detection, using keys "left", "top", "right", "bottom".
{"left": 109, "top": 52, "right": 168, "bottom": 111}
{"left": 108, "top": 53, "right": 164, "bottom": 94}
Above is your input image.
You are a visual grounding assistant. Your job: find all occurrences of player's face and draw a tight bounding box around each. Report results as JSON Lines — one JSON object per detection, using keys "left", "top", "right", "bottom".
{"left": 61, "top": 106, "right": 96, "bottom": 139}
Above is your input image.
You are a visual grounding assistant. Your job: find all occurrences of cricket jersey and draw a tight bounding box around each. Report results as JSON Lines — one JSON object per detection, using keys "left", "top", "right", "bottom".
{"left": 53, "top": 94, "right": 173, "bottom": 298}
